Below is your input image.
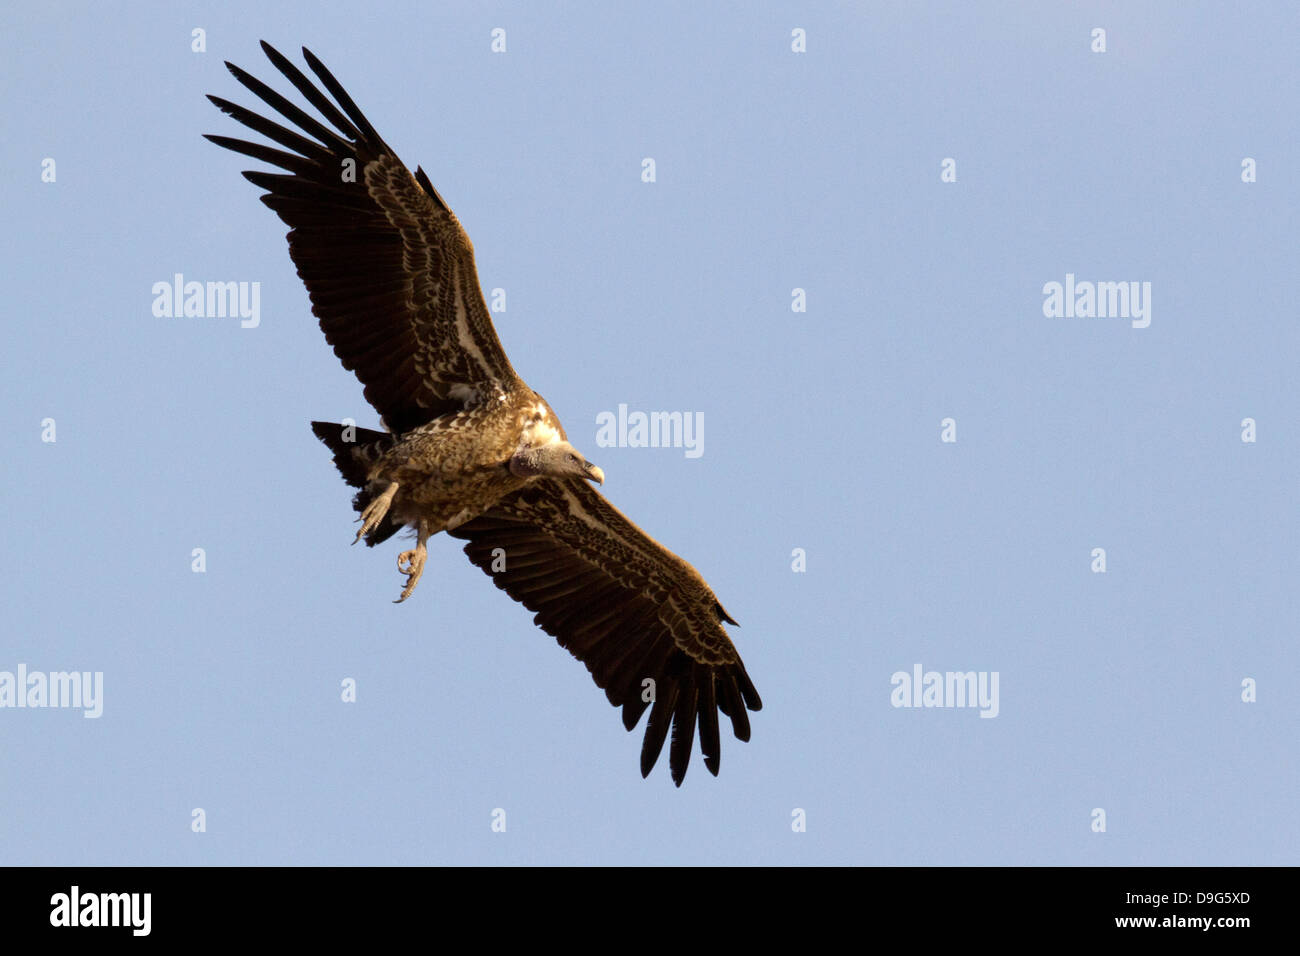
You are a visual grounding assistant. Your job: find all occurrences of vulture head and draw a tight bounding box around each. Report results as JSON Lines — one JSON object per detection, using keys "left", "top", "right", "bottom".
{"left": 510, "top": 441, "right": 605, "bottom": 485}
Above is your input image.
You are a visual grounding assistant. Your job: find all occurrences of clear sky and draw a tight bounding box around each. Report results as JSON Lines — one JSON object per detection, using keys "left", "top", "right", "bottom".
{"left": 1, "top": 1, "right": 1296, "bottom": 865}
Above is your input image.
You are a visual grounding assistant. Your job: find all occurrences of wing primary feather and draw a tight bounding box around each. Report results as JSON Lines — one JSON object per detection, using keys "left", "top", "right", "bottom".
{"left": 259, "top": 40, "right": 363, "bottom": 141}
{"left": 223, "top": 61, "right": 350, "bottom": 152}
{"left": 301, "top": 47, "right": 384, "bottom": 145}
{"left": 698, "top": 674, "right": 722, "bottom": 776}
{"left": 720, "top": 672, "right": 752, "bottom": 742}
{"left": 735, "top": 662, "right": 763, "bottom": 711}
{"left": 639, "top": 680, "right": 679, "bottom": 779}
{"left": 203, "top": 134, "right": 317, "bottom": 175}
{"left": 206, "top": 95, "right": 333, "bottom": 162}
{"left": 622, "top": 694, "right": 650, "bottom": 732}
{"left": 668, "top": 673, "right": 699, "bottom": 786}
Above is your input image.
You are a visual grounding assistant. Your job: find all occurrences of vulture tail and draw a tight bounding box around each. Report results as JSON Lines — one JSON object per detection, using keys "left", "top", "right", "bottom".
{"left": 309, "top": 421, "right": 403, "bottom": 546}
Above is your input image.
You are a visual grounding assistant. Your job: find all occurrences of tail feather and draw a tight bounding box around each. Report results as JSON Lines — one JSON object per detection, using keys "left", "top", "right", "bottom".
{"left": 310, "top": 421, "right": 403, "bottom": 546}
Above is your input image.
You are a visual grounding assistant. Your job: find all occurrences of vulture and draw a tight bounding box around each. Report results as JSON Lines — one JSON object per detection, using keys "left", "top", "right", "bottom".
{"left": 206, "top": 42, "right": 761, "bottom": 785}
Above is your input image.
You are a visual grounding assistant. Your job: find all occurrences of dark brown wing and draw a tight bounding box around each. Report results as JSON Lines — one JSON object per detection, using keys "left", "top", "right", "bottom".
{"left": 447, "top": 479, "right": 761, "bottom": 785}
{"left": 206, "top": 41, "right": 520, "bottom": 433}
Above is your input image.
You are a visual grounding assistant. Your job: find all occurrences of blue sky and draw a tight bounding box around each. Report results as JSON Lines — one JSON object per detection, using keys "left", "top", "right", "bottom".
{"left": 1, "top": 1, "right": 1296, "bottom": 864}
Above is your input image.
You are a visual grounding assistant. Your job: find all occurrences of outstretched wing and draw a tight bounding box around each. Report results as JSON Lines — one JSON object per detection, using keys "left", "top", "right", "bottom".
{"left": 447, "top": 480, "right": 762, "bottom": 785}
{"left": 206, "top": 41, "right": 520, "bottom": 433}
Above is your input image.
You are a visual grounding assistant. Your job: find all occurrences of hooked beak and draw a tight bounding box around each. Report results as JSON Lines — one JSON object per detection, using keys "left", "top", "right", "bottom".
{"left": 584, "top": 462, "right": 605, "bottom": 485}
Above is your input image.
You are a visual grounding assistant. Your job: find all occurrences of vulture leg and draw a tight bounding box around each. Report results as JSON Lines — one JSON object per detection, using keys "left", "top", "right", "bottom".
{"left": 354, "top": 480, "right": 398, "bottom": 544}
{"left": 394, "top": 519, "right": 431, "bottom": 604}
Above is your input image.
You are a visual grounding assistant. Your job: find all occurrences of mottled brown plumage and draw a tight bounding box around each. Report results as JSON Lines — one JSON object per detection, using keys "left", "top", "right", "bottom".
{"left": 207, "top": 41, "right": 760, "bottom": 784}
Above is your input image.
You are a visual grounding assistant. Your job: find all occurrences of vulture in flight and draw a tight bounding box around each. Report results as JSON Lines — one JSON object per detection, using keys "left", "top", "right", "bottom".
{"left": 206, "top": 42, "right": 761, "bottom": 784}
